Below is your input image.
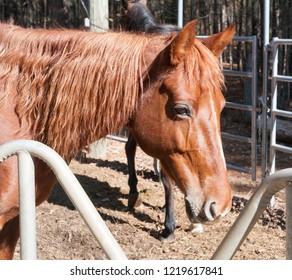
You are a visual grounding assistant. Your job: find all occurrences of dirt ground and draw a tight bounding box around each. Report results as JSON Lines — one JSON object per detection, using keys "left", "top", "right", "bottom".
{"left": 13, "top": 136, "right": 288, "bottom": 260}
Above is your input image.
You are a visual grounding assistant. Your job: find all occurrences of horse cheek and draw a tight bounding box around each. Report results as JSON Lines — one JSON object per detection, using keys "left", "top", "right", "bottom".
{"left": 131, "top": 92, "right": 169, "bottom": 158}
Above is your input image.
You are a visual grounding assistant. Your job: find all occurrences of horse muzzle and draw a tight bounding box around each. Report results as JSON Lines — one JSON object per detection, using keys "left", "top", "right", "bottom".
{"left": 185, "top": 197, "right": 231, "bottom": 224}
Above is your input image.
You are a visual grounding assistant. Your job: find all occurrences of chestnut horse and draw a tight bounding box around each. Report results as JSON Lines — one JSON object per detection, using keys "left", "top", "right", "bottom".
{"left": 0, "top": 20, "right": 234, "bottom": 259}
{"left": 120, "top": 0, "right": 231, "bottom": 239}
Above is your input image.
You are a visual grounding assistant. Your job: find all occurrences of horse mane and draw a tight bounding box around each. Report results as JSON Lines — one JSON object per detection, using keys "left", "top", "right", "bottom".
{"left": 186, "top": 40, "right": 224, "bottom": 95}
{"left": 121, "top": 2, "right": 180, "bottom": 34}
{"left": 0, "top": 24, "right": 151, "bottom": 160}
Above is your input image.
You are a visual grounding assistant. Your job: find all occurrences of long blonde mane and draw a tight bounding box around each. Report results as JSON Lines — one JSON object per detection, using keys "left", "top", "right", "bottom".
{"left": 0, "top": 25, "right": 150, "bottom": 160}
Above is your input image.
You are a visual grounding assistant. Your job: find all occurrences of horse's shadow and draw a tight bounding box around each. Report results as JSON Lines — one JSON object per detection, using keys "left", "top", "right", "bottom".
{"left": 47, "top": 172, "right": 160, "bottom": 232}
{"left": 80, "top": 157, "right": 160, "bottom": 182}
{"left": 80, "top": 157, "right": 129, "bottom": 175}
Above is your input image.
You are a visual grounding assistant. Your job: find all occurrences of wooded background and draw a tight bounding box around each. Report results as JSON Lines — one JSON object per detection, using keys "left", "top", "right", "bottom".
{"left": 0, "top": 1, "right": 291, "bottom": 39}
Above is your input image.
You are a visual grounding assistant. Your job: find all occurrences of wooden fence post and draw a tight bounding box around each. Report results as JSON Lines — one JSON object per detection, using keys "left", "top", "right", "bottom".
{"left": 89, "top": 0, "right": 109, "bottom": 32}
{"left": 88, "top": 0, "right": 109, "bottom": 158}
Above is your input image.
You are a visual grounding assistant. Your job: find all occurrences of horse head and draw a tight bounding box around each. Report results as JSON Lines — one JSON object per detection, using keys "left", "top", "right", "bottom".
{"left": 130, "top": 20, "right": 235, "bottom": 224}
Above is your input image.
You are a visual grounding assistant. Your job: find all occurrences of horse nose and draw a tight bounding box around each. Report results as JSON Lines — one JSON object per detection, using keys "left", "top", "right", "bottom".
{"left": 203, "top": 199, "right": 231, "bottom": 222}
{"left": 185, "top": 196, "right": 231, "bottom": 223}
{"left": 185, "top": 198, "right": 218, "bottom": 223}
{"left": 204, "top": 201, "right": 217, "bottom": 221}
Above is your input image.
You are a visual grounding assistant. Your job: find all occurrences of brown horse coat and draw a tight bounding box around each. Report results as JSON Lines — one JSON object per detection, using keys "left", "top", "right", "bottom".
{"left": 0, "top": 21, "right": 234, "bottom": 259}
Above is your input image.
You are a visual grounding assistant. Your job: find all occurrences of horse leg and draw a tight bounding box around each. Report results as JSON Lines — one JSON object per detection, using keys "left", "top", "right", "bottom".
{"left": 159, "top": 169, "right": 176, "bottom": 241}
{"left": 0, "top": 216, "right": 20, "bottom": 259}
{"left": 0, "top": 158, "right": 56, "bottom": 259}
{"left": 0, "top": 156, "right": 20, "bottom": 259}
{"left": 125, "top": 132, "right": 142, "bottom": 208}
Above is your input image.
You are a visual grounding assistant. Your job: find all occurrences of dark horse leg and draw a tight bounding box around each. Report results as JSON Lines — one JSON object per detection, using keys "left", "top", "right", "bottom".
{"left": 159, "top": 168, "right": 176, "bottom": 241}
{"left": 125, "top": 133, "right": 178, "bottom": 240}
{"left": 159, "top": 168, "right": 204, "bottom": 240}
{"left": 125, "top": 132, "right": 142, "bottom": 208}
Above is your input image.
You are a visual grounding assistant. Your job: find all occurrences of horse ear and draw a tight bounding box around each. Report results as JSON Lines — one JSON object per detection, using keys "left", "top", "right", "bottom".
{"left": 202, "top": 23, "right": 235, "bottom": 58}
{"left": 170, "top": 20, "right": 197, "bottom": 66}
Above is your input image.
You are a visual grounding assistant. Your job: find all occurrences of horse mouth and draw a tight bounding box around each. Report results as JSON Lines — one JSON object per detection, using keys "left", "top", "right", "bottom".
{"left": 185, "top": 199, "right": 204, "bottom": 223}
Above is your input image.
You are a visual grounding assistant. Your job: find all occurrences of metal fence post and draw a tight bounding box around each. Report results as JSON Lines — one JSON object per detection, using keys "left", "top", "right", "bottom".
{"left": 17, "top": 151, "right": 37, "bottom": 260}
{"left": 177, "top": 0, "right": 183, "bottom": 28}
{"left": 269, "top": 39, "right": 279, "bottom": 175}
{"left": 261, "top": 0, "right": 270, "bottom": 178}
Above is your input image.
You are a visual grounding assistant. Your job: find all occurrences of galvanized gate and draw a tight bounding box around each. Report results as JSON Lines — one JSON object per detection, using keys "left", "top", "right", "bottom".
{"left": 267, "top": 38, "right": 292, "bottom": 176}
{"left": 221, "top": 35, "right": 258, "bottom": 180}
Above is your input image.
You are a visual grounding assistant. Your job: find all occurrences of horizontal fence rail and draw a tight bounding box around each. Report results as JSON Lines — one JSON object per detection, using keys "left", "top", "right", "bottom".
{"left": 212, "top": 168, "right": 292, "bottom": 260}
{"left": 0, "top": 140, "right": 127, "bottom": 260}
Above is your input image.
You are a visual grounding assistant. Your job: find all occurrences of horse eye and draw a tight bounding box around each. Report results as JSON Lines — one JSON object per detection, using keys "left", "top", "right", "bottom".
{"left": 174, "top": 104, "right": 191, "bottom": 117}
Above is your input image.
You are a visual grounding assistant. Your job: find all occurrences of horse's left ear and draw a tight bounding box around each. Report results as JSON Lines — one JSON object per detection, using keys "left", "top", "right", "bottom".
{"left": 170, "top": 20, "right": 197, "bottom": 66}
{"left": 202, "top": 23, "right": 235, "bottom": 58}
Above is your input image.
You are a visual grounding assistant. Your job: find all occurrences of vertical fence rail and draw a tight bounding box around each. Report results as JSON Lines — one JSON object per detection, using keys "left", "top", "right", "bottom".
{"left": 177, "top": 0, "right": 183, "bottom": 28}
{"left": 261, "top": 0, "right": 270, "bottom": 178}
{"left": 17, "top": 151, "right": 37, "bottom": 260}
{"left": 0, "top": 140, "right": 127, "bottom": 260}
{"left": 269, "top": 38, "right": 279, "bottom": 175}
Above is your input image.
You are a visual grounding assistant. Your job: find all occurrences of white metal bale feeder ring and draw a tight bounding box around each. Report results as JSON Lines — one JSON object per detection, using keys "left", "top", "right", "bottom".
{"left": 0, "top": 140, "right": 127, "bottom": 260}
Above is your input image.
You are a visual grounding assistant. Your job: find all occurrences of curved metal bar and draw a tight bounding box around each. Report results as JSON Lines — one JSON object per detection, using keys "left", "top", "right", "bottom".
{"left": 212, "top": 168, "right": 292, "bottom": 259}
{"left": 17, "top": 151, "right": 37, "bottom": 259}
{"left": 0, "top": 140, "right": 127, "bottom": 260}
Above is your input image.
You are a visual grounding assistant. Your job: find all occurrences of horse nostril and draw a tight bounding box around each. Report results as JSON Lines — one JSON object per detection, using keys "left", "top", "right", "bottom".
{"left": 210, "top": 202, "right": 217, "bottom": 220}
{"left": 203, "top": 201, "right": 217, "bottom": 221}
